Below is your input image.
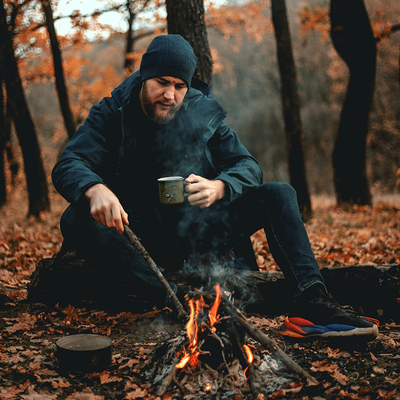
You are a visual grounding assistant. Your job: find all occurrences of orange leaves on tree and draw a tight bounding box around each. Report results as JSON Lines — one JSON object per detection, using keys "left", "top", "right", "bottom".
{"left": 298, "top": 0, "right": 330, "bottom": 42}
{"left": 371, "top": 10, "right": 395, "bottom": 41}
{"left": 206, "top": 0, "right": 272, "bottom": 49}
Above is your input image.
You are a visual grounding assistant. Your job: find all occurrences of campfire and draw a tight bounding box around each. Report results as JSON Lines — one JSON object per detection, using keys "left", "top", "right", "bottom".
{"left": 145, "top": 284, "right": 315, "bottom": 399}
{"left": 123, "top": 225, "right": 317, "bottom": 398}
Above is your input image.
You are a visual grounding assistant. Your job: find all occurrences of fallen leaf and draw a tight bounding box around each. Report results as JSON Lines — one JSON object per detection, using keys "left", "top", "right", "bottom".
{"left": 20, "top": 386, "right": 57, "bottom": 400}
{"left": 5, "top": 313, "right": 36, "bottom": 334}
{"left": 118, "top": 358, "right": 140, "bottom": 370}
{"left": 125, "top": 388, "right": 148, "bottom": 399}
{"left": 66, "top": 387, "right": 104, "bottom": 400}
{"left": 99, "top": 371, "right": 123, "bottom": 385}
{"left": 372, "top": 366, "right": 386, "bottom": 374}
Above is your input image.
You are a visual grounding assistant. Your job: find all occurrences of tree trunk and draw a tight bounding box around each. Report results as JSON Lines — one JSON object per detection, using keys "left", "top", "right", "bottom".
{"left": 0, "top": 0, "right": 50, "bottom": 216}
{"left": 166, "top": 0, "right": 213, "bottom": 87}
{"left": 124, "top": 0, "right": 136, "bottom": 74}
{"left": 271, "top": 0, "right": 312, "bottom": 219}
{"left": 5, "top": 97, "right": 18, "bottom": 184}
{"left": 41, "top": 0, "right": 76, "bottom": 140}
{"left": 330, "top": 0, "right": 376, "bottom": 206}
{"left": 0, "top": 70, "right": 6, "bottom": 206}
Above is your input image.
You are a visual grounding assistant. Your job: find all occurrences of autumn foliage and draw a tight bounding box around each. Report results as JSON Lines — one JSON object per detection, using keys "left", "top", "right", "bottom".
{"left": 1, "top": 0, "right": 400, "bottom": 398}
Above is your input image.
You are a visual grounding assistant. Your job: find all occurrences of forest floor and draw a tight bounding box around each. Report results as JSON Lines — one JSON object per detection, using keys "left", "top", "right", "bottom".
{"left": 0, "top": 188, "right": 400, "bottom": 400}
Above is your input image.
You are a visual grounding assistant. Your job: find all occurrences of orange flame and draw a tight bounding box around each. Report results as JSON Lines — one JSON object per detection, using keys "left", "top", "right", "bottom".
{"left": 205, "top": 382, "right": 212, "bottom": 391}
{"left": 243, "top": 344, "right": 254, "bottom": 380}
{"left": 186, "top": 299, "right": 198, "bottom": 346}
{"left": 176, "top": 297, "right": 203, "bottom": 369}
{"left": 243, "top": 344, "right": 254, "bottom": 364}
{"left": 176, "top": 286, "right": 223, "bottom": 369}
{"left": 208, "top": 284, "right": 222, "bottom": 331}
{"left": 176, "top": 349, "right": 190, "bottom": 369}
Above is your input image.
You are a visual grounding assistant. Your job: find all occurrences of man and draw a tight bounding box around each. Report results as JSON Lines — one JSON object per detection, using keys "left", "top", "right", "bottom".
{"left": 52, "top": 34, "right": 378, "bottom": 340}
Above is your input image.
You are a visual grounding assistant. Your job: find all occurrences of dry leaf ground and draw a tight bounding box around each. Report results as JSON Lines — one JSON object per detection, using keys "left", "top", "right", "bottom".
{"left": 1, "top": 188, "right": 399, "bottom": 399}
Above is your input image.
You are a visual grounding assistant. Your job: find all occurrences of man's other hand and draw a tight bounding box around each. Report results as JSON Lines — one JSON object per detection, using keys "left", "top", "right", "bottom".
{"left": 185, "top": 174, "right": 225, "bottom": 208}
{"left": 85, "top": 184, "right": 129, "bottom": 234}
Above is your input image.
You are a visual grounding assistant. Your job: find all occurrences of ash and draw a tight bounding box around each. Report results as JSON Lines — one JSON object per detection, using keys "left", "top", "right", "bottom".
{"left": 171, "top": 352, "right": 295, "bottom": 399}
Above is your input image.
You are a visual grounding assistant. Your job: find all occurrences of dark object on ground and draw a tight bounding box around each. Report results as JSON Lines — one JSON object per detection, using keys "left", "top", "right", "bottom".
{"left": 27, "top": 251, "right": 400, "bottom": 320}
{"left": 56, "top": 334, "right": 112, "bottom": 372}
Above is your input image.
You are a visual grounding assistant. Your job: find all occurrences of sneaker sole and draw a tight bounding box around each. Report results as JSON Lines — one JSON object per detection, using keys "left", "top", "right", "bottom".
{"left": 279, "top": 317, "right": 379, "bottom": 340}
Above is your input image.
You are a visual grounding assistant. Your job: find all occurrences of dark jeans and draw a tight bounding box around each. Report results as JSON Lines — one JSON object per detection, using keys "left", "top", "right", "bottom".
{"left": 60, "top": 182, "right": 326, "bottom": 305}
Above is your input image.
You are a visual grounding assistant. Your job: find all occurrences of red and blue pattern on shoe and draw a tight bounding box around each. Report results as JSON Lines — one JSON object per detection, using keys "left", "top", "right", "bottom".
{"left": 279, "top": 316, "right": 379, "bottom": 338}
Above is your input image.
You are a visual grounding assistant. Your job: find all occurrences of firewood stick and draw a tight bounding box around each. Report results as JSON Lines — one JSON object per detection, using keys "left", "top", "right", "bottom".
{"left": 233, "top": 313, "right": 317, "bottom": 384}
{"left": 229, "top": 322, "right": 260, "bottom": 397}
{"left": 154, "top": 364, "right": 177, "bottom": 396}
{"left": 190, "top": 291, "right": 318, "bottom": 385}
{"left": 123, "top": 224, "right": 187, "bottom": 320}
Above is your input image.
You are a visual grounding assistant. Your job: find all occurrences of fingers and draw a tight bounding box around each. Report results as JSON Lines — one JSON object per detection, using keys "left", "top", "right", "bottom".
{"left": 86, "top": 184, "right": 128, "bottom": 234}
{"left": 185, "top": 174, "right": 203, "bottom": 186}
{"left": 184, "top": 176, "right": 225, "bottom": 208}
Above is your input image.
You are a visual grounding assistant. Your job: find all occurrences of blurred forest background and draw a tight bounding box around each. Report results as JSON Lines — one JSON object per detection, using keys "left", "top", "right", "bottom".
{"left": 1, "top": 0, "right": 400, "bottom": 216}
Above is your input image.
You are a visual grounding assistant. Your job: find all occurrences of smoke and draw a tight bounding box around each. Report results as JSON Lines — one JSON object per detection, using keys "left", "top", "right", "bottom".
{"left": 180, "top": 252, "right": 262, "bottom": 311}
{"left": 149, "top": 98, "right": 262, "bottom": 310}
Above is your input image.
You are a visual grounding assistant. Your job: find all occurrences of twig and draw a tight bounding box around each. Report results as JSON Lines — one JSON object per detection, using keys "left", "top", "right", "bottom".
{"left": 230, "top": 324, "right": 260, "bottom": 397}
{"left": 172, "top": 368, "right": 186, "bottom": 395}
{"left": 123, "top": 224, "right": 186, "bottom": 320}
{"left": 154, "top": 364, "right": 177, "bottom": 397}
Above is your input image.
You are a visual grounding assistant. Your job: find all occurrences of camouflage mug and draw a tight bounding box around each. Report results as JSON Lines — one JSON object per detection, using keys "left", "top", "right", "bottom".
{"left": 158, "top": 176, "right": 185, "bottom": 205}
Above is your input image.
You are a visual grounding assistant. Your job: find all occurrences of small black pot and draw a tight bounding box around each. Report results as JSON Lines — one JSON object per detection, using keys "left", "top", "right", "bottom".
{"left": 56, "top": 334, "right": 112, "bottom": 372}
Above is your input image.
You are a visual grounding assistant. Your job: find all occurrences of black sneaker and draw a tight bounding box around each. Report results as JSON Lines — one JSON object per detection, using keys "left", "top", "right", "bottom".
{"left": 279, "top": 288, "right": 379, "bottom": 340}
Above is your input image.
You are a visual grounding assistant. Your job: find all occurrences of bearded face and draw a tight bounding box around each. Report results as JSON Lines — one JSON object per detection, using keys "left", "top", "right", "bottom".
{"left": 139, "top": 77, "right": 188, "bottom": 124}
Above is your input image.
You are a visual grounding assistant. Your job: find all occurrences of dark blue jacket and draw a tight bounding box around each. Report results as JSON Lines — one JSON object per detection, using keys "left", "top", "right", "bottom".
{"left": 52, "top": 71, "right": 263, "bottom": 206}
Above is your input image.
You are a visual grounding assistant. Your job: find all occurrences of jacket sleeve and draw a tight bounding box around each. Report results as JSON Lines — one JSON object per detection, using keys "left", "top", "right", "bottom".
{"left": 208, "top": 121, "right": 263, "bottom": 203}
{"left": 51, "top": 93, "right": 124, "bottom": 204}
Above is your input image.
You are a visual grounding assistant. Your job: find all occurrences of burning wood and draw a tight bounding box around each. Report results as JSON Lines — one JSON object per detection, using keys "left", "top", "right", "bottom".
{"left": 122, "top": 226, "right": 317, "bottom": 397}
{"left": 145, "top": 285, "right": 317, "bottom": 398}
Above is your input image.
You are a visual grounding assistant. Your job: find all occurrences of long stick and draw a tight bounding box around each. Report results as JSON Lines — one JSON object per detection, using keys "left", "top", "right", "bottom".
{"left": 123, "top": 224, "right": 187, "bottom": 320}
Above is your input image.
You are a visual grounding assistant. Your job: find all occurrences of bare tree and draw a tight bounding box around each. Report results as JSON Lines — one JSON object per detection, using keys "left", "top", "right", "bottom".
{"left": 41, "top": 0, "right": 76, "bottom": 139}
{"left": 271, "top": 0, "right": 312, "bottom": 219}
{"left": 0, "top": 69, "right": 6, "bottom": 206}
{"left": 166, "top": 0, "right": 213, "bottom": 86}
{"left": 330, "top": 0, "right": 376, "bottom": 205}
{"left": 0, "top": 0, "right": 50, "bottom": 216}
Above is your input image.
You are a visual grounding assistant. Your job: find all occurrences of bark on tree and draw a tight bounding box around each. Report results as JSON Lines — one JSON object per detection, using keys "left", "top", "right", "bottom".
{"left": 0, "top": 68, "right": 6, "bottom": 206}
{"left": 166, "top": 0, "right": 213, "bottom": 87}
{"left": 330, "top": 0, "right": 376, "bottom": 206}
{"left": 271, "top": 0, "right": 312, "bottom": 219}
{"left": 0, "top": 0, "right": 50, "bottom": 216}
{"left": 41, "top": 0, "right": 76, "bottom": 139}
{"left": 124, "top": 0, "right": 137, "bottom": 74}
{"left": 5, "top": 97, "right": 18, "bottom": 183}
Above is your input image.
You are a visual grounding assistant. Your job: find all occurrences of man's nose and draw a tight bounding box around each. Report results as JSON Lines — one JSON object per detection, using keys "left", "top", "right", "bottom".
{"left": 164, "top": 86, "right": 175, "bottom": 100}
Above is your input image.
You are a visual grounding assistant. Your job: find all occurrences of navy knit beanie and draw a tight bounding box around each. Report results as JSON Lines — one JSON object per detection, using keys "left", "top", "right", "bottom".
{"left": 140, "top": 35, "right": 197, "bottom": 87}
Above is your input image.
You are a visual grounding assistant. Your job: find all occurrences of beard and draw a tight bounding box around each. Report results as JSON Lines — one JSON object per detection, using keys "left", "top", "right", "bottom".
{"left": 140, "top": 83, "right": 182, "bottom": 124}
